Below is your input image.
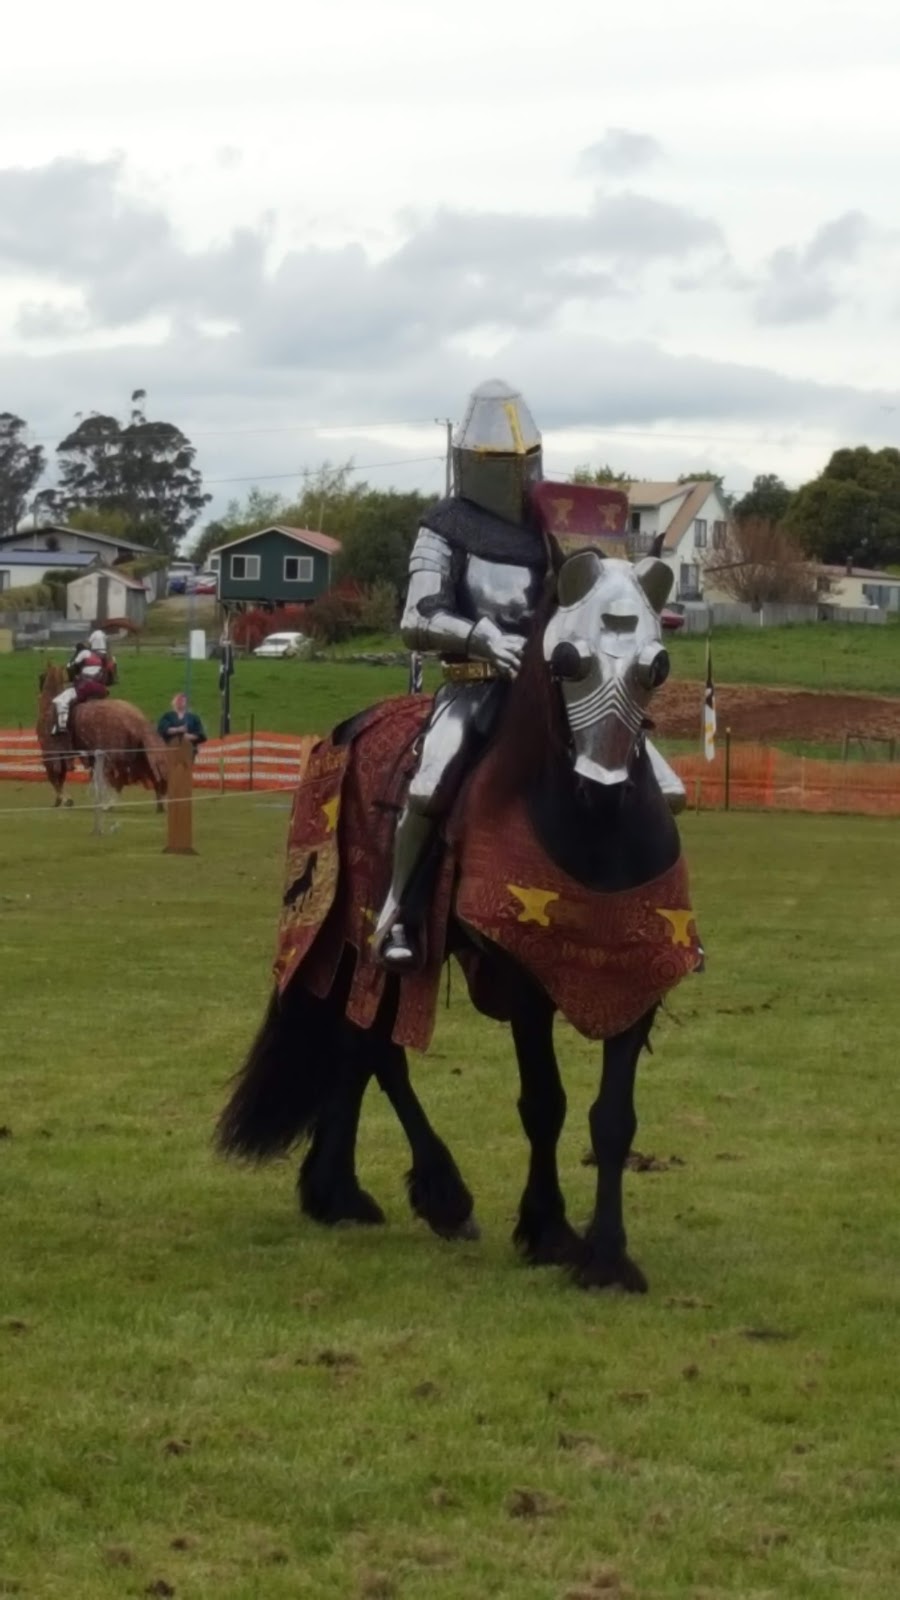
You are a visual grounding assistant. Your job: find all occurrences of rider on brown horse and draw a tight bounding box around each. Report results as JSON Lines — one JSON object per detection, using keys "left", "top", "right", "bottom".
{"left": 51, "top": 629, "right": 111, "bottom": 735}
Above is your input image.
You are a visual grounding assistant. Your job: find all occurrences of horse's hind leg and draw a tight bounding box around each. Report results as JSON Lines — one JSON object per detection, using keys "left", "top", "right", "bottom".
{"left": 575, "top": 1007, "right": 656, "bottom": 1294}
{"left": 375, "top": 1044, "right": 478, "bottom": 1241}
{"left": 509, "top": 981, "right": 579, "bottom": 1267}
{"left": 298, "top": 1023, "right": 386, "bottom": 1227}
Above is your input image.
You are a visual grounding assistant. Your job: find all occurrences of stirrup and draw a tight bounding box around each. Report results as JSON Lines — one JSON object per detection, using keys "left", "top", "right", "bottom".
{"left": 379, "top": 924, "right": 420, "bottom": 972}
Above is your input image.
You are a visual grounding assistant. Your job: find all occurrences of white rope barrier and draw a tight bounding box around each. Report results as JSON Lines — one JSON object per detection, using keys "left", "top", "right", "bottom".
{"left": 0, "top": 784, "right": 299, "bottom": 821}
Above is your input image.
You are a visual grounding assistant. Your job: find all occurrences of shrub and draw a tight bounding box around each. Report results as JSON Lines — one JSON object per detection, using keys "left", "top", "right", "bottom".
{"left": 304, "top": 592, "right": 357, "bottom": 644}
{"left": 42, "top": 569, "right": 83, "bottom": 612}
{"left": 357, "top": 580, "right": 399, "bottom": 635}
{"left": 231, "top": 604, "right": 309, "bottom": 650}
{"left": 0, "top": 583, "right": 53, "bottom": 613}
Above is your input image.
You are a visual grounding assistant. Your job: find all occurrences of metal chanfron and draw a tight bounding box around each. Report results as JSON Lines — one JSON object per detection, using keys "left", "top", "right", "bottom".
{"left": 544, "top": 553, "right": 672, "bottom": 787}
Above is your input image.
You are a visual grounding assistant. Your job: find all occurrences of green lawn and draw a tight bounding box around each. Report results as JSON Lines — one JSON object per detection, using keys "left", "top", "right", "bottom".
{"left": 0, "top": 653, "right": 421, "bottom": 739}
{"left": 1, "top": 796, "right": 899, "bottom": 1597}
{"left": 1, "top": 617, "right": 899, "bottom": 742}
{"left": 670, "top": 620, "right": 900, "bottom": 695}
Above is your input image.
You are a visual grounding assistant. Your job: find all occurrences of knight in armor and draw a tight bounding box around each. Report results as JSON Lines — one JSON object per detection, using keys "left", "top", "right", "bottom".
{"left": 52, "top": 629, "right": 111, "bottom": 734}
{"left": 373, "top": 378, "right": 686, "bottom": 971}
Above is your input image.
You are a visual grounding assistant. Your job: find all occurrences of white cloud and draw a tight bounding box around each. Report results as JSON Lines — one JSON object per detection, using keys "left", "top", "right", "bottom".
{"left": 2, "top": 0, "right": 900, "bottom": 522}
{"left": 577, "top": 129, "right": 664, "bottom": 179}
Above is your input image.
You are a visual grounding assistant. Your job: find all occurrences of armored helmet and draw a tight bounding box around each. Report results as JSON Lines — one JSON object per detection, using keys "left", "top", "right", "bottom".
{"left": 452, "top": 378, "right": 543, "bottom": 524}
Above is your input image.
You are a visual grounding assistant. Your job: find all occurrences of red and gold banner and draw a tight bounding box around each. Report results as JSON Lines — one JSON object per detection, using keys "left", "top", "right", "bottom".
{"left": 530, "top": 480, "right": 629, "bottom": 549}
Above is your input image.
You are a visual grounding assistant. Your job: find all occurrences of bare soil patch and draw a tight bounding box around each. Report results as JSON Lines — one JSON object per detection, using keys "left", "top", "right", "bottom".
{"left": 656, "top": 680, "right": 900, "bottom": 742}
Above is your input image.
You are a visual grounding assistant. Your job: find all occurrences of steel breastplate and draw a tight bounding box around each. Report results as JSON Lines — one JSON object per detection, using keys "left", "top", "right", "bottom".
{"left": 457, "top": 553, "right": 544, "bottom": 634}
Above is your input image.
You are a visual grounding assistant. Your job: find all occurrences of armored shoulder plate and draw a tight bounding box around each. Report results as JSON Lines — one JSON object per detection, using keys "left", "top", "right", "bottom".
{"left": 421, "top": 496, "right": 549, "bottom": 568}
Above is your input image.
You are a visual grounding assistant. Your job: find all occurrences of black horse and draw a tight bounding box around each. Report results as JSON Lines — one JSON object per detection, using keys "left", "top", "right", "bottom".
{"left": 217, "top": 551, "right": 697, "bottom": 1291}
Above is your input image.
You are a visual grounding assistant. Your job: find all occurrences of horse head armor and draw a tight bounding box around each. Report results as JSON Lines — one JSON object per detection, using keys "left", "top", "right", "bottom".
{"left": 544, "top": 549, "right": 674, "bottom": 785}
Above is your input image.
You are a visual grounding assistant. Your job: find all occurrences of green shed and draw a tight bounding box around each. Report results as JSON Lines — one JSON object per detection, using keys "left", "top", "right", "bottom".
{"left": 209, "top": 526, "right": 341, "bottom": 608}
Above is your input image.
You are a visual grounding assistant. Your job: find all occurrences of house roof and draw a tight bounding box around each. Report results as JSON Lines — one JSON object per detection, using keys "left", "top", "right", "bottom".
{"left": 659, "top": 483, "right": 719, "bottom": 550}
{"left": 625, "top": 481, "right": 687, "bottom": 508}
{"left": 210, "top": 525, "right": 342, "bottom": 558}
{"left": 68, "top": 565, "right": 147, "bottom": 592}
{"left": 0, "top": 524, "right": 158, "bottom": 556}
{"left": 626, "top": 480, "right": 726, "bottom": 552}
{"left": 0, "top": 549, "right": 100, "bottom": 568}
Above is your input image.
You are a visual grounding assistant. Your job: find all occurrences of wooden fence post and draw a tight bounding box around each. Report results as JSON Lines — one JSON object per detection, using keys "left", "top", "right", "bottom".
{"left": 163, "top": 738, "right": 196, "bottom": 855}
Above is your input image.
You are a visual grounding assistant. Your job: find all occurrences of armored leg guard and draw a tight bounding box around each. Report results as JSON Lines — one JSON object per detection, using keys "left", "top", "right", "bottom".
{"left": 372, "top": 805, "right": 437, "bottom": 970}
{"left": 647, "top": 740, "right": 686, "bottom": 815}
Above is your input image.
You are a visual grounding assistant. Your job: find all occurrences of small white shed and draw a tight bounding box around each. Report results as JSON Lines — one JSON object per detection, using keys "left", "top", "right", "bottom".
{"left": 66, "top": 566, "right": 148, "bottom": 627}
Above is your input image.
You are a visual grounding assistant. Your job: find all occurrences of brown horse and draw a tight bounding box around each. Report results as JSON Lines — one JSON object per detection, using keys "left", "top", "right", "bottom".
{"left": 37, "top": 662, "right": 168, "bottom": 810}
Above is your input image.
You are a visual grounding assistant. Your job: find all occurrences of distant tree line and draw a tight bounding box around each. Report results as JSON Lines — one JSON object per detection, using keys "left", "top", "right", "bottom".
{"left": 0, "top": 391, "right": 209, "bottom": 556}
{"left": 4, "top": 389, "right": 900, "bottom": 593}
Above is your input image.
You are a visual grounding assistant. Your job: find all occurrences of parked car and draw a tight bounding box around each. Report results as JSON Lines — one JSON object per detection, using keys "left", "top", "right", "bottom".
{"left": 661, "top": 602, "right": 686, "bottom": 632}
{"left": 253, "top": 631, "right": 306, "bottom": 659}
{"left": 187, "top": 571, "right": 217, "bottom": 595}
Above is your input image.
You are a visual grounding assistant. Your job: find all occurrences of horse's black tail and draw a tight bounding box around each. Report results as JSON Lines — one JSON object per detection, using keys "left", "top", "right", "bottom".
{"left": 215, "top": 982, "right": 336, "bottom": 1161}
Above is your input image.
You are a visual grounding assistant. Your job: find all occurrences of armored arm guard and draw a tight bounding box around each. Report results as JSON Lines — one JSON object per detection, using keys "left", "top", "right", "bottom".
{"left": 400, "top": 528, "right": 476, "bottom": 655}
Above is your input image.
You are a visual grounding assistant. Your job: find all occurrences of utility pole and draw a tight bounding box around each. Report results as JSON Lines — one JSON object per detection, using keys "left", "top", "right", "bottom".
{"left": 436, "top": 418, "right": 453, "bottom": 496}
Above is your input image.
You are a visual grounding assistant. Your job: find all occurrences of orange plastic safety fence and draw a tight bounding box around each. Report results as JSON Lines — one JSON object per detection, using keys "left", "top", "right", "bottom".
{"left": 673, "top": 745, "right": 900, "bottom": 817}
{"left": 4, "top": 730, "right": 900, "bottom": 815}
{"left": 0, "top": 730, "right": 316, "bottom": 791}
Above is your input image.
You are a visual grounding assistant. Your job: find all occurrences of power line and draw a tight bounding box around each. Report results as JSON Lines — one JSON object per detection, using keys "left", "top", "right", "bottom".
{"left": 26, "top": 418, "right": 440, "bottom": 444}
{"left": 204, "top": 453, "right": 445, "bottom": 486}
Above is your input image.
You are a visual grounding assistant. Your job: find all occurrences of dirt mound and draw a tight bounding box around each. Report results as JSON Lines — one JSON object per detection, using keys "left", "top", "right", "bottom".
{"left": 655, "top": 681, "right": 900, "bottom": 743}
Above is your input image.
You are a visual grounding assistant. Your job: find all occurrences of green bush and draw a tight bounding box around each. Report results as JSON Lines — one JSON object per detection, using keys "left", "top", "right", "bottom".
{"left": 357, "top": 580, "right": 399, "bottom": 635}
{"left": 304, "top": 592, "right": 356, "bottom": 644}
{"left": 0, "top": 583, "right": 53, "bottom": 613}
{"left": 42, "top": 569, "right": 82, "bottom": 612}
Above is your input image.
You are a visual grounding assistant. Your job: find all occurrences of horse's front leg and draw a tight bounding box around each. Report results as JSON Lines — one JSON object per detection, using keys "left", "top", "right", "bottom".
{"left": 576, "top": 1007, "right": 656, "bottom": 1293}
{"left": 510, "top": 978, "right": 580, "bottom": 1267}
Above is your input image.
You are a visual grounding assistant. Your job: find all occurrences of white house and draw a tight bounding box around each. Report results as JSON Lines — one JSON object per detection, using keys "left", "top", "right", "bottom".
{"left": 0, "top": 549, "right": 99, "bottom": 593}
{"left": 4, "top": 520, "right": 159, "bottom": 565}
{"left": 816, "top": 562, "right": 900, "bottom": 613}
{"left": 626, "top": 481, "right": 733, "bottom": 600}
{"left": 66, "top": 566, "right": 148, "bottom": 627}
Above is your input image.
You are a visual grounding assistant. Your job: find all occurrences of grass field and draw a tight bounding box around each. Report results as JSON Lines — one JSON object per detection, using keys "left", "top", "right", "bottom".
{"left": 2, "top": 790, "right": 899, "bottom": 1598}
{"left": 1, "top": 617, "right": 899, "bottom": 744}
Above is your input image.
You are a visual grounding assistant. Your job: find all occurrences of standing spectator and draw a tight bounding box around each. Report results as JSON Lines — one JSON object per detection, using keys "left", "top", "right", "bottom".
{"left": 157, "top": 693, "right": 207, "bottom": 760}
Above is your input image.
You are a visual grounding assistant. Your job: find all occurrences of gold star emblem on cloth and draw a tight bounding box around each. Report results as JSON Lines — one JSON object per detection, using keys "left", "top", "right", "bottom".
{"left": 321, "top": 796, "right": 341, "bottom": 833}
{"left": 655, "top": 908, "right": 695, "bottom": 947}
{"left": 508, "top": 886, "right": 560, "bottom": 927}
{"left": 600, "top": 504, "right": 620, "bottom": 530}
{"left": 551, "top": 497, "right": 574, "bottom": 528}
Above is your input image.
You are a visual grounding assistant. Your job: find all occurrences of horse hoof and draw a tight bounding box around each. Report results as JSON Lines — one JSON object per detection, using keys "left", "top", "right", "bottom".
{"left": 571, "top": 1250, "right": 648, "bottom": 1294}
{"left": 514, "top": 1217, "right": 580, "bottom": 1268}
{"left": 300, "top": 1179, "right": 386, "bottom": 1228}
{"left": 436, "top": 1212, "right": 480, "bottom": 1243}
{"left": 64, "top": 798, "right": 74, "bottom": 809}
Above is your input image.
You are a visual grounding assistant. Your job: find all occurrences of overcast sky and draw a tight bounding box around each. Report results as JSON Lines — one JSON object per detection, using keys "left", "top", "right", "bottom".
{"left": 2, "top": 0, "right": 899, "bottom": 525}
